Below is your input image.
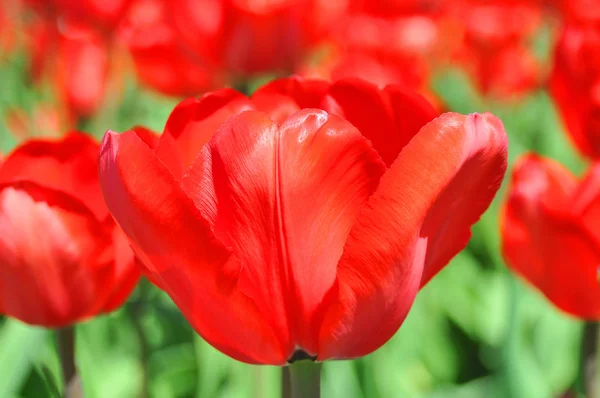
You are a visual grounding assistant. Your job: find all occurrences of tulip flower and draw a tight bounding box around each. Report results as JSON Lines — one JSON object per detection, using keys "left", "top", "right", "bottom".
{"left": 501, "top": 154, "right": 600, "bottom": 319}
{"left": 117, "top": 0, "right": 226, "bottom": 97}
{"left": 99, "top": 77, "right": 507, "bottom": 365}
{"left": 550, "top": 23, "right": 600, "bottom": 159}
{"left": 298, "top": 14, "right": 447, "bottom": 92}
{"left": 22, "top": 0, "right": 131, "bottom": 122}
{"left": 450, "top": 0, "right": 543, "bottom": 98}
{"left": 0, "top": 132, "right": 140, "bottom": 327}
{"left": 119, "top": 0, "right": 341, "bottom": 96}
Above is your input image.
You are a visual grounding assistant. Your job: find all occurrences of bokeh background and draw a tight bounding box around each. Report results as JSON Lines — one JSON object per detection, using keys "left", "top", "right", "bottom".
{"left": 0, "top": 0, "right": 591, "bottom": 397}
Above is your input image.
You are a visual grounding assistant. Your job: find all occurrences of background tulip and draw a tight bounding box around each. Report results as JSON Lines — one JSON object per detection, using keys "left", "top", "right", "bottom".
{"left": 0, "top": 132, "right": 139, "bottom": 327}
{"left": 502, "top": 154, "right": 600, "bottom": 319}
{"left": 550, "top": 22, "right": 600, "bottom": 159}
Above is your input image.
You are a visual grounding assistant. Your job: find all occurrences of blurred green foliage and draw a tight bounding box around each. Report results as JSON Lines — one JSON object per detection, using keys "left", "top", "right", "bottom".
{"left": 0, "top": 46, "right": 589, "bottom": 398}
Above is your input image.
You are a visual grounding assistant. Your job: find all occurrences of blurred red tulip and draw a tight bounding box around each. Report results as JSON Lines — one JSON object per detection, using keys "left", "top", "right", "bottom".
{"left": 297, "top": 4, "right": 457, "bottom": 109}
{"left": 22, "top": 0, "right": 130, "bottom": 122}
{"left": 120, "top": 0, "right": 343, "bottom": 96}
{"left": 98, "top": 77, "right": 507, "bottom": 364}
{"left": 309, "top": 13, "right": 444, "bottom": 85}
{"left": 451, "top": 0, "right": 544, "bottom": 98}
{"left": 502, "top": 154, "right": 600, "bottom": 319}
{"left": 56, "top": 21, "right": 110, "bottom": 119}
{"left": 118, "top": 0, "right": 226, "bottom": 96}
{"left": 550, "top": 23, "right": 600, "bottom": 159}
{"left": 0, "top": 133, "right": 140, "bottom": 327}
{"left": 551, "top": 0, "right": 600, "bottom": 23}
{"left": 463, "top": 43, "right": 541, "bottom": 99}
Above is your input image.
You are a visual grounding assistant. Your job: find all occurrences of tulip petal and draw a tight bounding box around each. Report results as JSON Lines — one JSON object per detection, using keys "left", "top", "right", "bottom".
{"left": 575, "top": 165, "right": 600, "bottom": 246}
{"left": 120, "top": 0, "right": 223, "bottom": 97}
{"left": 502, "top": 155, "right": 600, "bottom": 319}
{"left": 99, "top": 225, "right": 141, "bottom": 313}
{"left": 0, "top": 132, "right": 107, "bottom": 220}
{"left": 57, "top": 23, "right": 108, "bottom": 118}
{"left": 181, "top": 109, "right": 386, "bottom": 357}
{"left": 324, "top": 79, "right": 438, "bottom": 167}
{"left": 155, "top": 90, "right": 254, "bottom": 178}
{"left": 252, "top": 77, "right": 438, "bottom": 166}
{"left": 130, "top": 126, "right": 159, "bottom": 149}
{"left": 319, "top": 112, "right": 507, "bottom": 359}
{"left": 99, "top": 130, "right": 285, "bottom": 364}
{"left": 549, "top": 25, "right": 600, "bottom": 159}
{"left": 0, "top": 182, "right": 115, "bottom": 327}
{"left": 251, "top": 77, "right": 329, "bottom": 124}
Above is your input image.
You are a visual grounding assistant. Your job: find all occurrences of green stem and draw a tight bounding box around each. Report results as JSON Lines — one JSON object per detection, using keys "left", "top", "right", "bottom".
{"left": 286, "top": 362, "right": 321, "bottom": 398}
{"left": 580, "top": 321, "right": 599, "bottom": 398}
{"left": 128, "top": 281, "right": 151, "bottom": 398}
{"left": 281, "top": 367, "right": 291, "bottom": 398}
{"left": 57, "top": 327, "right": 82, "bottom": 398}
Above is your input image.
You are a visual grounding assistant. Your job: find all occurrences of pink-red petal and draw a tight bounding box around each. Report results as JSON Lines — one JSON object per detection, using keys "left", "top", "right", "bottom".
{"left": 0, "top": 132, "right": 107, "bottom": 220}
{"left": 252, "top": 77, "right": 438, "bottom": 166}
{"left": 154, "top": 90, "right": 254, "bottom": 178}
{"left": 98, "top": 130, "right": 285, "bottom": 364}
{"left": 324, "top": 79, "right": 438, "bottom": 167}
{"left": 251, "top": 77, "right": 329, "bottom": 124}
{"left": 502, "top": 155, "right": 600, "bottom": 319}
{"left": 0, "top": 182, "right": 118, "bottom": 326}
{"left": 319, "top": 112, "right": 507, "bottom": 359}
{"left": 181, "top": 109, "right": 386, "bottom": 357}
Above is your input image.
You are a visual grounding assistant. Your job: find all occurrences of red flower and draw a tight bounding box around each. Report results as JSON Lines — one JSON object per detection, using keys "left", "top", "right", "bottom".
{"left": 450, "top": 0, "right": 543, "bottom": 98}
{"left": 550, "top": 23, "right": 600, "bottom": 159}
{"left": 119, "top": 0, "right": 339, "bottom": 96}
{"left": 22, "top": 0, "right": 130, "bottom": 121}
{"left": 551, "top": 0, "right": 600, "bottom": 23}
{"left": 0, "top": 132, "right": 140, "bottom": 327}
{"left": 99, "top": 77, "right": 507, "bottom": 364}
{"left": 118, "top": 0, "right": 226, "bottom": 97}
{"left": 299, "top": 14, "right": 447, "bottom": 90}
{"left": 501, "top": 154, "right": 600, "bottom": 319}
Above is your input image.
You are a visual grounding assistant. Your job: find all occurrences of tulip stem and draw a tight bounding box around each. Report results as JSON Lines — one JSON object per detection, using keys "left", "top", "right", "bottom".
{"left": 128, "top": 282, "right": 150, "bottom": 398}
{"left": 287, "top": 361, "right": 321, "bottom": 398}
{"left": 57, "top": 326, "right": 82, "bottom": 398}
{"left": 581, "top": 321, "right": 599, "bottom": 398}
{"left": 281, "top": 367, "right": 291, "bottom": 398}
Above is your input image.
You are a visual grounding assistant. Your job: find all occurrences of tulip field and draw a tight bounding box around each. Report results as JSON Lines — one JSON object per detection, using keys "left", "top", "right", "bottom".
{"left": 0, "top": 1, "right": 598, "bottom": 398}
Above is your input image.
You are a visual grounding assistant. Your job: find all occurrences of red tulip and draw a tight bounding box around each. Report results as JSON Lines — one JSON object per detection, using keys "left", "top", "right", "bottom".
{"left": 501, "top": 154, "right": 600, "bottom": 319}
{"left": 22, "top": 0, "right": 129, "bottom": 122}
{"left": 551, "top": 0, "right": 600, "bottom": 23}
{"left": 450, "top": 0, "right": 543, "bottom": 98}
{"left": 118, "top": 0, "right": 226, "bottom": 96}
{"left": 119, "top": 0, "right": 341, "bottom": 96}
{"left": 56, "top": 21, "right": 110, "bottom": 119}
{"left": 99, "top": 77, "right": 507, "bottom": 364}
{"left": 0, "top": 132, "right": 140, "bottom": 327}
{"left": 550, "top": 23, "right": 600, "bottom": 159}
{"left": 301, "top": 14, "right": 445, "bottom": 88}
